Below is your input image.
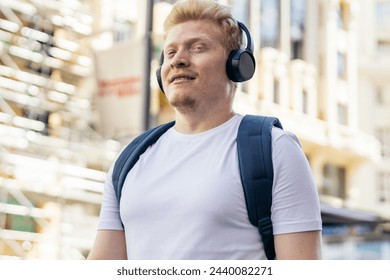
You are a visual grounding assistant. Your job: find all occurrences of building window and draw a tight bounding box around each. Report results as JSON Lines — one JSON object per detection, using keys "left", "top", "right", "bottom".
{"left": 261, "top": 0, "right": 280, "bottom": 49}
{"left": 377, "top": 41, "right": 390, "bottom": 53}
{"left": 322, "top": 164, "right": 346, "bottom": 199}
{"left": 337, "top": 52, "right": 347, "bottom": 80}
{"left": 113, "top": 19, "right": 133, "bottom": 42}
{"left": 376, "top": 127, "right": 390, "bottom": 158}
{"left": 230, "top": 0, "right": 250, "bottom": 26}
{"left": 337, "top": 103, "right": 348, "bottom": 125}
{"left": 336, "top": 1, "right": 350, "bottom": 31}
{"left": 378, "top": 172, "right": 390, "bottom": 203}
{"left": 290, "top": 0, "right": 306, "bottom": 60}
{"left": 376, "top": 2, "right": 390, "bottom": 53}
{"left": 273, "top": 78, "right": 280, "bottom": 104}
{"left": 302, "top": 89, "right": 309, "bottom": 114}
{"left": 376, "top": 86, "right": 384, "bottom": 105}
{"left": 376, "top": 2, "right": 390, "bottom": 29}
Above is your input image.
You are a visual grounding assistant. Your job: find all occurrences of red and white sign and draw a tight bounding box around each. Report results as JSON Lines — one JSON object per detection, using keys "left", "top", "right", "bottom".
{"left": 94, "top": 39, "right": 145, "bottom": 139}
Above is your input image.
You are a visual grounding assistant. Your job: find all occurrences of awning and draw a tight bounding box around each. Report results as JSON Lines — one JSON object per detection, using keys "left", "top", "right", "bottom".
{"left": 321, "top": 204, "right": 384, "bottom": 225}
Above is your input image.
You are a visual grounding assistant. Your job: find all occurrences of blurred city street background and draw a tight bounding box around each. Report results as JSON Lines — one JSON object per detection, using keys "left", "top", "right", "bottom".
{"left": 0, "top": 0, "right": 389, "bottom": 259}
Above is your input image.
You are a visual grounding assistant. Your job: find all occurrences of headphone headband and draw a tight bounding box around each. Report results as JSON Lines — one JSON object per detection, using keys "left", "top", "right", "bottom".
{"left": 237, "top": 21, "right": 254, "bottom": 53}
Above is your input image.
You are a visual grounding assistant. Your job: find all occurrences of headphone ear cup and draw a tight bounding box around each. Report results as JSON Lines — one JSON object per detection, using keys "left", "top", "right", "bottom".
{"left": 156, "top": 66, "right": 164, "bottom": 93}
{"left": 156, "top": 52, "right": 165, "bottom": 93}
{"left": 226, "top": 49, "right": 256, "bottom": 82}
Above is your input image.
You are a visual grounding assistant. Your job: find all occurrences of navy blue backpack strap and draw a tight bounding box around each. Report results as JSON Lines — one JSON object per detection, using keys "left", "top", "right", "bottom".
{"left": 112, "top": 121, "right": 175, "bottom": 202}
{"left": 237, "top": 115, "right": 283, "bottom": 260}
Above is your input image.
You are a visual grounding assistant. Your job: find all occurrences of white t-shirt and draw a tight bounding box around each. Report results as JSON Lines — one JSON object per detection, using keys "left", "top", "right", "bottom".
{"left": 98, "top": 114, "right": 322, "bottom": 259}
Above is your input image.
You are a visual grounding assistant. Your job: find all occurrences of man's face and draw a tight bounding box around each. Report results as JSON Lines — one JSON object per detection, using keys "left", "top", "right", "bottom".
{"left": 161, "top": 20, "right": 232, "bottom": 113}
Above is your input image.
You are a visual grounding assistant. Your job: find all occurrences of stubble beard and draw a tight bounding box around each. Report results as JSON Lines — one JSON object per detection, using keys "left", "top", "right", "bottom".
{"left": 170, "top": 95, "right": 198, "bottom": 112}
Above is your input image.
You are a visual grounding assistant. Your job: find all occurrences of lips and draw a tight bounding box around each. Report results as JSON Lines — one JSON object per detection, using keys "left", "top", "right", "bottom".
{"left": 169, "top": 73, "right": 196, "bottom": 83}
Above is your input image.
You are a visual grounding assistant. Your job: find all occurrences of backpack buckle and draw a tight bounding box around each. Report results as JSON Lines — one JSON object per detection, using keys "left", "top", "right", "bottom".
{"left": 258, "top": 216, "right": 273, "bottom": 237}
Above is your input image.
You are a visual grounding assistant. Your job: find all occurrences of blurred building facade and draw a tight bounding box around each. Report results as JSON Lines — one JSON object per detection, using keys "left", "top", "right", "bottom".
{"left": 0, "top": 0, "right": 121, "bottom": 259}
{"left": 0, "top": 0, "right": 389, "bottom": 259}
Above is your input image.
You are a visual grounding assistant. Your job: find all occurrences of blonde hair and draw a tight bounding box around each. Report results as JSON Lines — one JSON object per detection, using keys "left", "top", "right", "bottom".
{"left": 163, "top": 0, "right": 242, "bottom": 54}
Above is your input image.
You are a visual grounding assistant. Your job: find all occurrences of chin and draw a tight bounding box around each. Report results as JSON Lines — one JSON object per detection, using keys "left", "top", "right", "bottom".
{"left": 170, "top": 95, "right": 198, "bottom": 111}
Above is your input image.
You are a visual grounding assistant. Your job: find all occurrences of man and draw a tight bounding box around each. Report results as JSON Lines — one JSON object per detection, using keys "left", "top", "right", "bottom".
{"left": 88, "top": 0, "right": 322, "bottom": 260}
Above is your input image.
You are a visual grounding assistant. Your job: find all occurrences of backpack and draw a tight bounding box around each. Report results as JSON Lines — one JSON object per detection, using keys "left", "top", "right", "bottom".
{"left": 112, "top": 114, "right": 283, "bottom": 260}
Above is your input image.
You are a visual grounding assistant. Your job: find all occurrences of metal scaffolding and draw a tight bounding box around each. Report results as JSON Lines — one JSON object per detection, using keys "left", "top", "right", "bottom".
{"left": 0, "top": 0, "right": 120, "bottom": 259}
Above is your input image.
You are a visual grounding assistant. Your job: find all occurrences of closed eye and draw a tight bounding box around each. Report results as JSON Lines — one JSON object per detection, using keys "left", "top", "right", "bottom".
{"left": 165, "top": 49, "right": 177, "bottom": 59}
{"left": 191, "top": 44, "right": 206, "bottom": 52}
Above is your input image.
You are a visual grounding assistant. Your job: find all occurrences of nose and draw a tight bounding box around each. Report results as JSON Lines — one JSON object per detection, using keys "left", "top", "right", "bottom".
{"left": 170, "top": 50, "right": 189, "bottom": 69}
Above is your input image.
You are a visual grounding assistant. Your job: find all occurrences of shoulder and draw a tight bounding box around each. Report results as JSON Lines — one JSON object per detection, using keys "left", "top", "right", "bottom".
{"left": 271, "top": 126, "right": 300, "bottom": 146}
{"left": 271, "top": 127, "right": 303, "bottom": 159}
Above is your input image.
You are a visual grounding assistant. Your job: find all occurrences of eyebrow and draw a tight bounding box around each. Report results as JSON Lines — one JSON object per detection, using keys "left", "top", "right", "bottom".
{"left": 164, "top": 36, "right": 215, "bottom": 51}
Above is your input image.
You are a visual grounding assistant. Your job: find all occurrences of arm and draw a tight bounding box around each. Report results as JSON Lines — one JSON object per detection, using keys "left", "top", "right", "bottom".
{"left": 87, "top": 230, "right": 127, "bottom": 260}
{"left": 88, "top": 163, "right": 127, "bottom": 260}
{"left": 274, "top": 230, "right": 322, "bottom": 260}
{"left": 271, "top": 130, "right": 323, "bottom": 260}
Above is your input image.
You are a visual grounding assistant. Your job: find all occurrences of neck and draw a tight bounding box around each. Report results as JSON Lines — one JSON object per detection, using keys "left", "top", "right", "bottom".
{"left": 174, "top": 108, "right": 235, "bottom": 134}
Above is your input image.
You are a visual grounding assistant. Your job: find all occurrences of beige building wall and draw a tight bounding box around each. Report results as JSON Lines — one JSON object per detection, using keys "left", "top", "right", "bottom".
{"left": 357, "top": 0, "right": 390, "bottom": 217}
{"left": 234, "top": 0, "right": 383, "bottom": 218}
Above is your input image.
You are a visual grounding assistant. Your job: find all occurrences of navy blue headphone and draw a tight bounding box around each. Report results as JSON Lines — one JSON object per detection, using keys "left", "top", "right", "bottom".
{"left": 156, "top": 21, "right": 255, "bottom": 93}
